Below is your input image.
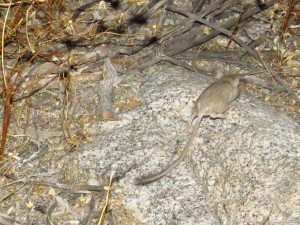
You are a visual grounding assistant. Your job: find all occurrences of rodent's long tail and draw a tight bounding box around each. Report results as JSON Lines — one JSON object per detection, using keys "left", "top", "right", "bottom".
{"left": 135, "top": 115, "right": 203, "bottom": 185}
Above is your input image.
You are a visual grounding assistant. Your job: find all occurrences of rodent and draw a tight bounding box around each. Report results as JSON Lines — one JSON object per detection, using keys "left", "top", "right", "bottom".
{"left": 135, "top": 75, "right": 240, "bottom": 185}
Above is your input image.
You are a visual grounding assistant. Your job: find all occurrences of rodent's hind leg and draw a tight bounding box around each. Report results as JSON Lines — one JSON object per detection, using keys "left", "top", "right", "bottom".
{"left": 210, "top": 113, "right": 224, "bottom": 119}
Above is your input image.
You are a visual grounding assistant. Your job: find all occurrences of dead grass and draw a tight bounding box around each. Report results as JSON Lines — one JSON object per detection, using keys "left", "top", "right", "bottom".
{"left": 0, "top": 0, "right": 299, "bottom": 224}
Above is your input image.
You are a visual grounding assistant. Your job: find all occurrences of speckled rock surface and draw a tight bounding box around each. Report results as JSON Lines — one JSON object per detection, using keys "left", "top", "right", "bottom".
{"left": 60, "top": 65, "right": 300, "bottom": 225}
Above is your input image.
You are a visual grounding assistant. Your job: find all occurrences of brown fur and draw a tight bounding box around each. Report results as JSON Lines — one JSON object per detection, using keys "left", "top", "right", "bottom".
{"left": 135, "top": 75, "right": 240, "bottom": 185}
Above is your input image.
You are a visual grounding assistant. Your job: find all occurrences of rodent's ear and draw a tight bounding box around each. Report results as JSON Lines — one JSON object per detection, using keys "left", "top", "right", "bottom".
{"left": 216, "top": 70, "right": 223, "bottom": 79}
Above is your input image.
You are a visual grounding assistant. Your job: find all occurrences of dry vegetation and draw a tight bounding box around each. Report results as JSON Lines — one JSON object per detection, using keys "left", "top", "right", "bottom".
{"left": 0, "top": 0, "right": 299, "bottom": 224}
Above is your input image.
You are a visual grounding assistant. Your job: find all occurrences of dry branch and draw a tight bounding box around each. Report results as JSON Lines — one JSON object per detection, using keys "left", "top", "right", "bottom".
{"left": 163, "top": 0, "right": 281, "bottom": 55}
{"left": 166, "top": 6, "right": 263, "bottom": 62}
{"left": 98, "top": 58, "right": 121, "bottom": 120}
{"left": 166, "top": 5, "right": 300, "bottom": 105}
